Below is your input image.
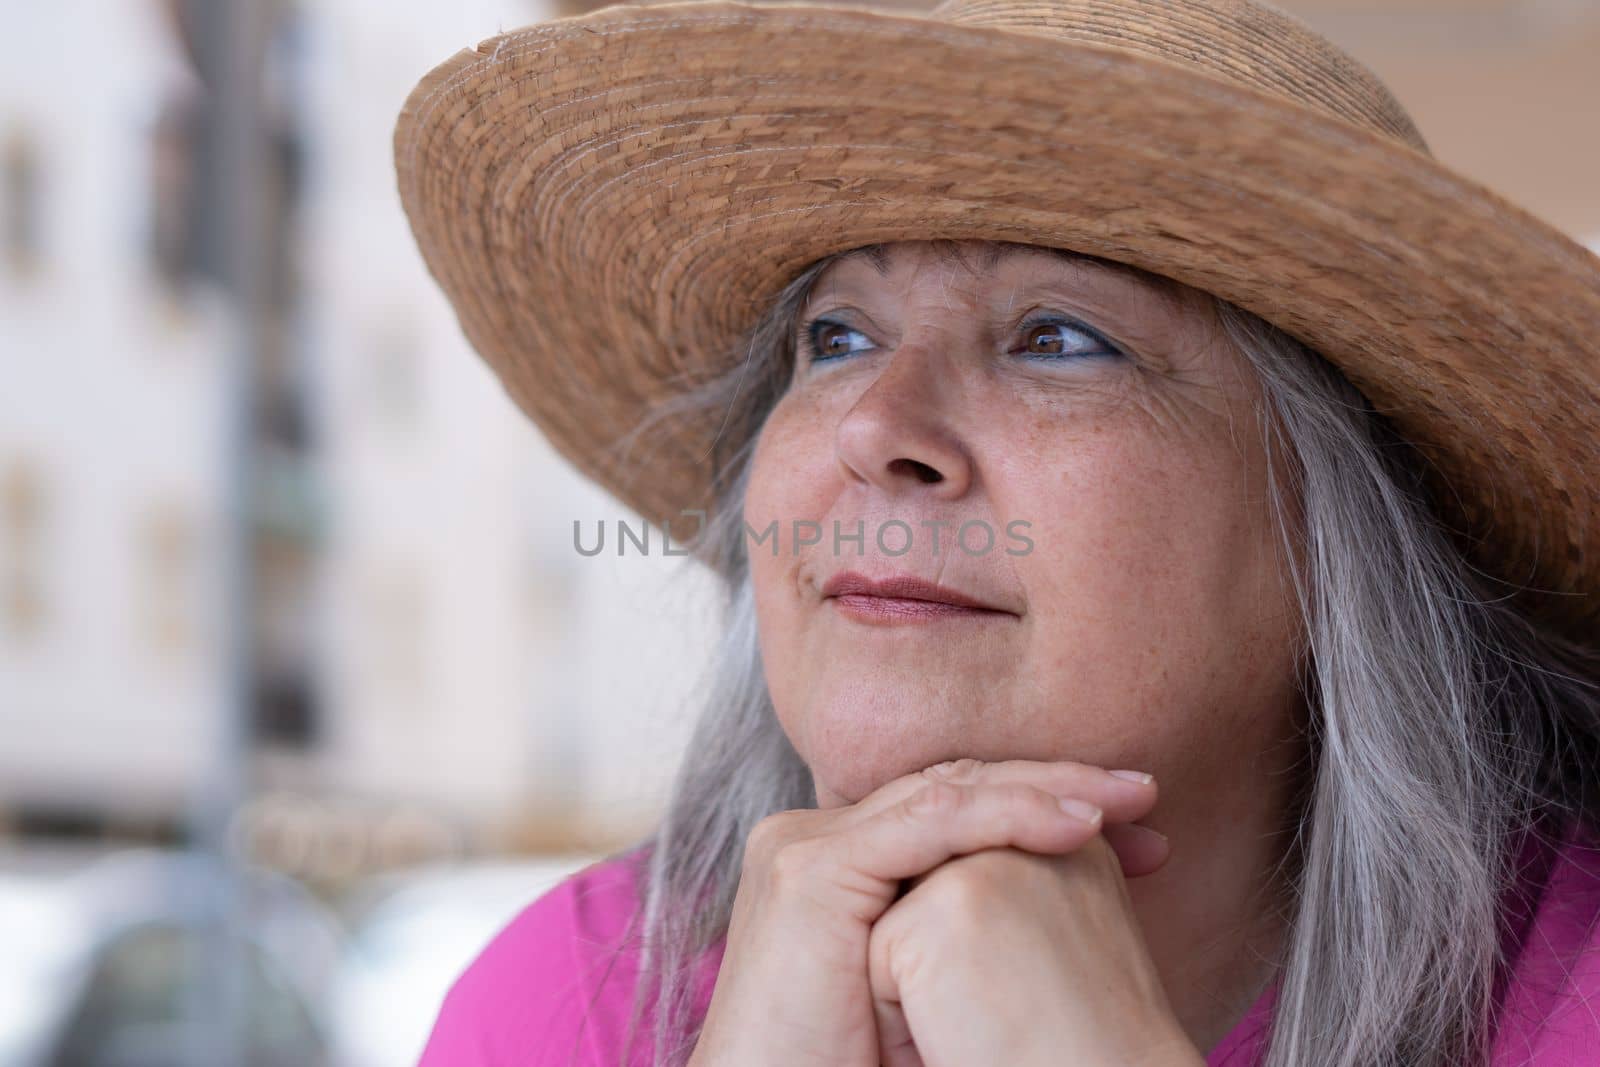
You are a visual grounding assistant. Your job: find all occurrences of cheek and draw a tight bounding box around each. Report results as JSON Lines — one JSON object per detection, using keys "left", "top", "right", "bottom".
{"left": 1011, "top": 428, "right": 1228, "bottom": 588}
{"left": 743, "top": 386, "right": 864, "bottom": 620}
{"left": 744, "top": 392, "right": 834, "bottom": 529}
{"left": 744, "top": 397, "right": 828, "bottom": 713}
{"left": 1007, "top": 420, "right": 1289, "bottom": 719}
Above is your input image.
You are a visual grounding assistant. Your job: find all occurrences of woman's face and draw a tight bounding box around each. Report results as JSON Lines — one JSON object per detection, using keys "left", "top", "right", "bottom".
{"left": 745, "top": 239, "right": 1307, "bottom": 816}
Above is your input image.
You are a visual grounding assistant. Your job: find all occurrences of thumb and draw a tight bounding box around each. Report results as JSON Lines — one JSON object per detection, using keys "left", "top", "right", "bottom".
{"left": 871, "top": 899, "right": 924, "bottom": 1067}
{"left": 873, "top": 992, "right": 922, "bottom": 1067}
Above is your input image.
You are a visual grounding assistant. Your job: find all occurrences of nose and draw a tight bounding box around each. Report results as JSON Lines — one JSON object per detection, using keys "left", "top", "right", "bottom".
{"left": 833, "top": 342, "right": 975, "bottom": 500}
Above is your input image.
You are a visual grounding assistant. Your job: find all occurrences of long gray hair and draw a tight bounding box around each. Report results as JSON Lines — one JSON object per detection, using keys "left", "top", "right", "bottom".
{"left": 591, "top": 239, "right": 1600, "bottom": 1067}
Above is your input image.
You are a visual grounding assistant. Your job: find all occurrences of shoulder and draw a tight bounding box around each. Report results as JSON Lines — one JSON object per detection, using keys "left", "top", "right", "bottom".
{"left": 417, "top": 846, "right": 654, "bottom": 1067}
{"left": 1490, "top": 816, "right": 1600, "bottom": 1064}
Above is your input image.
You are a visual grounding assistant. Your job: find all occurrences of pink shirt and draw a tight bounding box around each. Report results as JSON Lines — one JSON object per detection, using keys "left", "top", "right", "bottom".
{"left": 418, "top": 817, "right": 1600, "bottom": 1066}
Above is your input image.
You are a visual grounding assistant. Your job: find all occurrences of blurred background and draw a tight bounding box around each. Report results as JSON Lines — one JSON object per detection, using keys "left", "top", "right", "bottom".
{"left": 1, "top": 0, "right": 1597, "bottom": 1064}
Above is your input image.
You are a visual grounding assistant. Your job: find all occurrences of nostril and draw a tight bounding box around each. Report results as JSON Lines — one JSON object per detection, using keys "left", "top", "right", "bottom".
{"left": 888, "top": 458, "right": 943, "bottom": 484}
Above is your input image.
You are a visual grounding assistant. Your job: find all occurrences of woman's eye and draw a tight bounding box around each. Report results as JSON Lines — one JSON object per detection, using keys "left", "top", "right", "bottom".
{"left": 1018, "top": 316, "right": 1123, "bottom": 361}
{"left": 802, "top": 318, "right": 873, "bottom": 363}
{"left": 799, "top": 314, "right": 1122, "bottom": 364}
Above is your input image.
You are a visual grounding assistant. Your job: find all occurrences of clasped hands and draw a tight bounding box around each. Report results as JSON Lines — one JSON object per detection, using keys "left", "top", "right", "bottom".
{"left": 691, "top": 757, "right": 1207, "bottom": 1067}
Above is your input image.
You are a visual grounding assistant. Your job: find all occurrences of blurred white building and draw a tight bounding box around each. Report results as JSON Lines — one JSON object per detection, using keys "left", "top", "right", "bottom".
{"left": 0, "top": 0, "right": 235, "bottom": 825}
{"left": 0, "top": 0, "right": 723, "bottom": 874}
{"left": 300, "top": 0, "right": 724, "bottom": 852}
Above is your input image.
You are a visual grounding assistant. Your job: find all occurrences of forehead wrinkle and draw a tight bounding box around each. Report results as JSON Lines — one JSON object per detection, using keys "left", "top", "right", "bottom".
{"left": 831, "top": 244, "right": 892, "bottom": 276}
{"left": 807, "top": 242, "right": 1184, "bottom": 325}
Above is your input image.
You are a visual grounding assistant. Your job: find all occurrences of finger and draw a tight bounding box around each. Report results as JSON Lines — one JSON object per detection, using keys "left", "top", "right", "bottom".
{"left": 1102, "top": 821, "right": 1172, "bottom": 878}
{"left": 872, "top": 992, "right": 923, "bottom": 1067}
{"left": 870, "top": 902, "right": 925, "bottom": 1067}
{"left": 847, "top": 757, "right": 1159, "bottom": 825}
{"left": 896, "top": 819, "right": 1170, "bottom": 895}
{"left": 926, "top": 757, "right": 1158, "bottom": 823}
{"left": 836, "top": 780, "right": 1107, "bottom": 894}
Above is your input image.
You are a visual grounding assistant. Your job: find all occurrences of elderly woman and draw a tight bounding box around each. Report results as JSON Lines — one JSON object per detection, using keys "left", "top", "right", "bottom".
{"left": 395, "top": 0, "right": 1600, "bottom": 1064}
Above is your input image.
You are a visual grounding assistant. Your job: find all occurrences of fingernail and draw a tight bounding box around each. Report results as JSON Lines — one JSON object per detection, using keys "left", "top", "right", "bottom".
{"left": 1058, "top": 797, "right": 1103, "bottom": 824}
{"left": 1108, "top": 769, "right": 1153, "bottom": 784}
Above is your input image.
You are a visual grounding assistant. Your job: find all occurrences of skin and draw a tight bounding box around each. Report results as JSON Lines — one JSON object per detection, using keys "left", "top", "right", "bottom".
{"left": 741, "top": 239, "right": 1310, "bottom": 1055}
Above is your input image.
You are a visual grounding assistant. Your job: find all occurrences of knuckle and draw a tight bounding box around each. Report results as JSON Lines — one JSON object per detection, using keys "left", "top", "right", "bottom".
{"left": 1014, "top": 784, "right": 1083, "bottom": 838}
{"left": 1004, "top": 783, "right": 1061, "bottom": 820}
{"left": 922, "top": 861, "right": 999, "bottom": 927}
{"left": 745, "top": 811, "right": 787, "bottom": 851}
{"left": 763, "top": 835, "right": 821, "bottom": 890}
{"left": 928, "top": 757, "right": 983, "bottom": 780}
{"left": 1030, "top": 780, "right": 1068, "bottom": 812}
{"left": 744, "top": 811, "right": 801, "bottom": 867}
{"left": 907, "top": 780, "right": 966, "bottom": 817}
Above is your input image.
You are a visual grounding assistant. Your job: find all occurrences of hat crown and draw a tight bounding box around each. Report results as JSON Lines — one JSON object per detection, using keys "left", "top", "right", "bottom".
{"left": 930, "top": 0, "right": 1430, "bottom": 153}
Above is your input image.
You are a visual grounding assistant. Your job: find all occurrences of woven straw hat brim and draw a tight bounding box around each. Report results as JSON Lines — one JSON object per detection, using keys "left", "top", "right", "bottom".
{"left": 394, "top": 0, "right": 1600, "bottom": 641}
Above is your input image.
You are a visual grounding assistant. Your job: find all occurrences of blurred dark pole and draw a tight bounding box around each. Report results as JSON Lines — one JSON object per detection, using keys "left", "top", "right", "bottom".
{"left": 181, "top": 0, "right": 272, "bottom": 1062}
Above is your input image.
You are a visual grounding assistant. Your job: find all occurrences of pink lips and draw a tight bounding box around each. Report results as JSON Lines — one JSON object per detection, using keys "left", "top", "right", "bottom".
{"left": 821, "top": 571, "right": 1015, "bottom": 625}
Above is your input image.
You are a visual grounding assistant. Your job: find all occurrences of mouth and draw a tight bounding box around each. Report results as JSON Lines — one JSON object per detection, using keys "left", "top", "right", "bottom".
{"left": 821, "top": 571, "right": 1017, "bottom": 625}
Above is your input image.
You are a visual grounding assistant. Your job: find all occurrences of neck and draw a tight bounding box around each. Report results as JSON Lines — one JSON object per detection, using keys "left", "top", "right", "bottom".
{"left": 1128, "top": 786, "right": 1303, "bottom": 1054}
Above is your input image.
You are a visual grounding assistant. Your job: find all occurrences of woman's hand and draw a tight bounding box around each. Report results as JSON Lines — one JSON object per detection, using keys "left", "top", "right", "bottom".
{"left": 686, "top": 757, "right": 1168, "bottom": 1067}
{"left": 865, "top": 763, "right": 1201, "bottom": 1067}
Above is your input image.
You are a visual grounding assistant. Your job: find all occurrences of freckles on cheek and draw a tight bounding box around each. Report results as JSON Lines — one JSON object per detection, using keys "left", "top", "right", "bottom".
{"left": 745, "top": 395, "right": 836, "bottom": 526}
{"left": 1027, "top": 447, "right": 1229, "bottom": 629}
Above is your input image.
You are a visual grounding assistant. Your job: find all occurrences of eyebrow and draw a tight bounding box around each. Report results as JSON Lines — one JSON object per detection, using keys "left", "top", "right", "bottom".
{"left": 805, "top": 242, "right": 1190, "bottom": 351}
{"left": 834, "top": 242, "right": 1146, "bottom": 283}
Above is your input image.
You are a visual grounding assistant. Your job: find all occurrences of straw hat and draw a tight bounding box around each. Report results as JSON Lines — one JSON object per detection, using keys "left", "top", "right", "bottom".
{"left": 393, "top": 0, "right": 1600, "bottom": 641}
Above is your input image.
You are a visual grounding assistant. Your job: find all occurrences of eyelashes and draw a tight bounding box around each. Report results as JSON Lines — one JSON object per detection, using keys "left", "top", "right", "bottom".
{"left": 1014, "top": 313, "right": 1126, "bottom": 362}
{"left": 801, "top": 317, "right": 873, "bottom": 362}
{"left": 797, "top": 312, "right": 1126, "bottom": 365}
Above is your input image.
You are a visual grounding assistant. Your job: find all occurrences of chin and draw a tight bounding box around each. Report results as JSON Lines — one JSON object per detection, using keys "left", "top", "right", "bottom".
{"left": 799, "top": 732, "right": 953, "bottom": 807}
